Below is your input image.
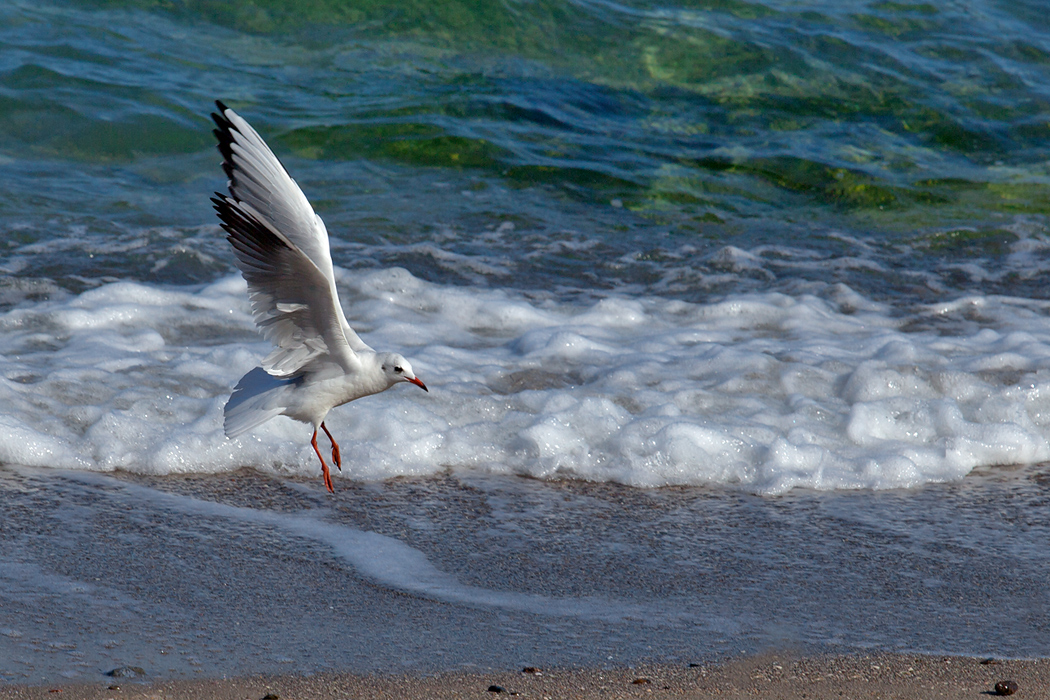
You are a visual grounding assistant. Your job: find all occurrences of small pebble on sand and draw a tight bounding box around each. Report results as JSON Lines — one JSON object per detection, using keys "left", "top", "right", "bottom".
{"left": 994, "top": 680, "right": 1019, "bottom": 696}
{"left": 106, "top": 667, "right": 146, "bottom": 678}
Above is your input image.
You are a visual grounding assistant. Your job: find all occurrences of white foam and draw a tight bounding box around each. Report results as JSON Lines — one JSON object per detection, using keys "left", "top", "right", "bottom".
{"left": 3, "top": 268, "right": 1050, "bottom": 493}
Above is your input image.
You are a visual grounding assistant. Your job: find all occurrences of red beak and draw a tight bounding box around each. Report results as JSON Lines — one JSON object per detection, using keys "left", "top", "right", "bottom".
{"left": 408, "top": 376, "right": 428, "bottom": 392}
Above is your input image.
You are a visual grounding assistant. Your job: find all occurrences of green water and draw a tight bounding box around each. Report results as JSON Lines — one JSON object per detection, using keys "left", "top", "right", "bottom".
{"left": 1, "top": 0, "right": 1049, "bottom": 300}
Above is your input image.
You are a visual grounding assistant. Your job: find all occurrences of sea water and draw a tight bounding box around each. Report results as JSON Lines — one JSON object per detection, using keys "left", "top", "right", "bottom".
{"left": 2, "top": 0, "right": 1050, "bottom": 683}
{"left": 7, "top": 266, "right": 1050, "bottom": 493}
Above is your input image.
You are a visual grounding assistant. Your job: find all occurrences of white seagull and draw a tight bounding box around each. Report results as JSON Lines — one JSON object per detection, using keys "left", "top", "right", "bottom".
{"left": 211, "top": 100, "right": 428, "bottom": 493}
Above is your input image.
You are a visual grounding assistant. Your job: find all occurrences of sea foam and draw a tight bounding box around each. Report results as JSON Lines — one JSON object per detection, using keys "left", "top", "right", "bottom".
{"left": 2, "top": 268, "right": 1050, "bottom": 494}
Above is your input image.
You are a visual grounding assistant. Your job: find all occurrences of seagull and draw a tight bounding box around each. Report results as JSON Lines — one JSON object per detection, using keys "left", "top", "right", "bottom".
{"left": 210, "top": 100, "right": 428, "bottom": 493}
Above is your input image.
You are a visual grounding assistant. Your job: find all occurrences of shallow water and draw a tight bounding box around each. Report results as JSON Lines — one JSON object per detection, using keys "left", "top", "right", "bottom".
{"left": 2, "top": 465, "right": 1049, "bottom": 683}
{"left": 2, "top": 0, "right": 1050, "bottom": 681}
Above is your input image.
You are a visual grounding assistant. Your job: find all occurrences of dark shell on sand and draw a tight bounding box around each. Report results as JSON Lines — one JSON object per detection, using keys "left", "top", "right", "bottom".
{"left": 994, "top": 680, "right": 1019, "bottom": 696}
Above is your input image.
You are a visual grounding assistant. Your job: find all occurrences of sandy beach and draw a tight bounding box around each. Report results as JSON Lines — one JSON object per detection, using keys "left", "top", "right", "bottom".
{"left": 3, "top": 467, "right": 1050, "bottom": 688}
{"left": 1, "top": 654, "right": 1044, "bottom": 700}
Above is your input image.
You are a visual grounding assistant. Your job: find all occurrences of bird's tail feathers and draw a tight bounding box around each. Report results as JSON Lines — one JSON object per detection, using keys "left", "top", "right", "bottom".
{"left": 224, "top": 367, "right": 296, "bottom": 438}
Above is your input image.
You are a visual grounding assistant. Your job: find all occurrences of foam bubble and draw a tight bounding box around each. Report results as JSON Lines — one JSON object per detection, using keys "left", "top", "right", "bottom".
{"left": 2, "top": 269, "right": 1050, "bottom": 493}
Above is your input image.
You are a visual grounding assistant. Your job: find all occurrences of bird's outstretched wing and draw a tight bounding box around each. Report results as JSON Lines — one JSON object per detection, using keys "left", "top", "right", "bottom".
{"left": 211, "top": 100, "right": 372, "bottom": 376}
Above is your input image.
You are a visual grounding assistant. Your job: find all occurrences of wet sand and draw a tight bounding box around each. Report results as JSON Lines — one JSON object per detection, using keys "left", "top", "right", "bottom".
{"left": 1, "top": 653, "right": 1044, "bottom": 699}
{"left": 3, "top": 467, "right": 1050, "bottom": 689}
{"left": 4, "top": 466, "right": 1050, "bottom": 685}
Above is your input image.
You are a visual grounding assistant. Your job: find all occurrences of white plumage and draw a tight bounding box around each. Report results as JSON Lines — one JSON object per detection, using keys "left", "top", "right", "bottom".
{"left": 211, "top": 100, "right": 427, "bottom": 492}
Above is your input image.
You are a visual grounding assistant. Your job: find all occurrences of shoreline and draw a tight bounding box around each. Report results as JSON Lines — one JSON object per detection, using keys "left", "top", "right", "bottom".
{"left": 3, "top": 468, "right": 1050, "bottom": 684}
{"left": 1, "top": 653, "right": 1044, "bottom": 699}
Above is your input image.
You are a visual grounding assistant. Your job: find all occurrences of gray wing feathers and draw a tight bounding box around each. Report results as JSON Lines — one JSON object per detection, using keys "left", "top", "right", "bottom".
{"left": 224, "top": 367, "right": 295, "bottom": 438}
{"left": 213, "top": 193, "right": 355, "bottom": 376}
{"left": 212, "top": 101, "right": 372, "bottom": 374}
{"left": 219, "top": 108, "right": 336, "bottom": 281}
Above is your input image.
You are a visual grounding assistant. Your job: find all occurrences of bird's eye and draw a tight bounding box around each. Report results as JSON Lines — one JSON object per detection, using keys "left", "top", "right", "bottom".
{"left": 394, "top": 366, "right": 403, "bottom": 374}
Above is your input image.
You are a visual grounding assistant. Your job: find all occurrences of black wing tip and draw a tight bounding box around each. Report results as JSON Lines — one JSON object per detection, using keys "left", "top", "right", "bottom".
{"left": 208, "top": 100, "right": 294, "bottom": 194}
{"left": 211, "top": 100, "right": 233, "bottom": 133}
{"left": 212, "top": 196, "right": 292, "bottom": 254}
{"left": 211, "top": 101, "right": 239, "bottom": 190}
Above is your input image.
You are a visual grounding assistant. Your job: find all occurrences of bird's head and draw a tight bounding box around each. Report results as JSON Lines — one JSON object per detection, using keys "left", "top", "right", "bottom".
{"left": 379, "top": 353, "right": 428, "bottom": 392}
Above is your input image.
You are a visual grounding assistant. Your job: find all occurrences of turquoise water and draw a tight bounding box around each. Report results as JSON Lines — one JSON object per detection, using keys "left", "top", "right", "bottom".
{"left": 3, "top": 0, "right": 1050, "bottom": 302}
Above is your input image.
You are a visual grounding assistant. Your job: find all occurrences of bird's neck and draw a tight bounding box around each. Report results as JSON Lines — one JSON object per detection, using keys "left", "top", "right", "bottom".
{"left": 358, "top": 352, "right": 395, "bottom": 392}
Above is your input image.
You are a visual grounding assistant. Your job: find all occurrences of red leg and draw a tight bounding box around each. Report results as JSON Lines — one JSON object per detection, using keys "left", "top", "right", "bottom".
{"left": 311, "top": 429, "right": 334, "bottom": 493}
{"left": 321, "top": 421, "right": 341, "bottom": 471}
